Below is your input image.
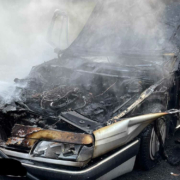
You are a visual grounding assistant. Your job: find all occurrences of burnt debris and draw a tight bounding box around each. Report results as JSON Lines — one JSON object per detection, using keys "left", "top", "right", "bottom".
{"left": 0, "top": 54, "right": 174, "bottom": 146}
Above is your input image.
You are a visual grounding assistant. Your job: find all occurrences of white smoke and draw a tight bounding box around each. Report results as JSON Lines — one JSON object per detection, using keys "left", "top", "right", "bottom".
{"left": 0, "top": 0, "right": 95, "bottom": 82}
{"left": 0, "top": 0, "right": 178, "bottom": 104}
{"left": 0, "top": 81, "right": 21, "bottom": 105}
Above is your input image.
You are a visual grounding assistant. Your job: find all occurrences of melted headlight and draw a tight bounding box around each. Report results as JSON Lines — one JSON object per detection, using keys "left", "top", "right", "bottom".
{"left": 32, "top": 141, "right": 94, "bottom": 161}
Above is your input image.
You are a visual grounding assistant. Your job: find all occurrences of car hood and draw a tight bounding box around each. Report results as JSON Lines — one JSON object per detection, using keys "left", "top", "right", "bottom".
{"left": 64, "top": 0, "right": 179, "bottom": 57}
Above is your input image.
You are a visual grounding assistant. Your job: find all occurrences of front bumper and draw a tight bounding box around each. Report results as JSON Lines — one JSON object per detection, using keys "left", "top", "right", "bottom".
{"left": 0, "top": 140, "right": 140, "bottom": 180}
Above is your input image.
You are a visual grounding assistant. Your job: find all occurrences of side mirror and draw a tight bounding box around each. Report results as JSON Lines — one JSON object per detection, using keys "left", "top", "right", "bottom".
{"left": 47, "top": 9, "right": 69, "bottom": 53}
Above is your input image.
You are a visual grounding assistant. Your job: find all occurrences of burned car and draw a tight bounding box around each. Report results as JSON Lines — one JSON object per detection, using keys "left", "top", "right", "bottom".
{"left": 1, "top": 1, "right": 180, "bottom": 180}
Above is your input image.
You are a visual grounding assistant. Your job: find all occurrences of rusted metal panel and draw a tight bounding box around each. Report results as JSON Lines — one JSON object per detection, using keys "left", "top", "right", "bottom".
{"left": 12, "top": 125, "right": 42, "bottom": 137}
{"left": 26, "top": 129, "right": 93, "bottom": 145}
{"left": 6, "top": 124, "right": 93, "bottom": 148}
{"left": 6, "top": 137, "right": 24, "bottom": 146}
{"left": 6, "top": 137, "right": 31, "bottom": 147}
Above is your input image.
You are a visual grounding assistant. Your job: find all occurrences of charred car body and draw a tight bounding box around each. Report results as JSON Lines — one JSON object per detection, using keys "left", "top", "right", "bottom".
{"left": 1, "top": 1, "right": 180, "bottom": 180}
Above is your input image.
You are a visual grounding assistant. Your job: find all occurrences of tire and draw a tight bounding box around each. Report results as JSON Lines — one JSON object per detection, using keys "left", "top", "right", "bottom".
{"left": 136, "top": 103, "right": 170, "bottom": 170}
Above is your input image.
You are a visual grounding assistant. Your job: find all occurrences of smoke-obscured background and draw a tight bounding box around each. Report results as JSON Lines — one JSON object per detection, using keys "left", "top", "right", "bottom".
{"left": 0, "top": 0, "right": 180, "bottom": 112}
{"left": 0, "top": 0, "right": 179, "bottom": 82}
{"left": 0, "top": 0, "right": 95, "bottom": 82}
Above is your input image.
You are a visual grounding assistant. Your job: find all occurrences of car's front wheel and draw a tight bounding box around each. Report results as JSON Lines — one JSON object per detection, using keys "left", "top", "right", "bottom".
{"left": 137, "top": 103, "right": 169, "bottom": 170}
{"left": 149, "top": 117, "right": 166, "bottom": 161}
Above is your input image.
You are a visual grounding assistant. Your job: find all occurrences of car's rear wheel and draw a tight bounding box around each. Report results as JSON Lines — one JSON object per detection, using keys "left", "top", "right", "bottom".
{"left": 137, "top": 103, "right": 169, "bottom": 170}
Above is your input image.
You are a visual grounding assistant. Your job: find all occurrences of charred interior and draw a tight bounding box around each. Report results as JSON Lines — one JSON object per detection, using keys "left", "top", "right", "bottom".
{"left": 0, "top": 55, "right": 171, "bottom": 143}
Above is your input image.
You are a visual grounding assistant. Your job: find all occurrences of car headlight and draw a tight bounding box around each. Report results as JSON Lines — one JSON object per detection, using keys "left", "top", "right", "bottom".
{"left": 31, "top": 141, "right": 94, "bottom": 161}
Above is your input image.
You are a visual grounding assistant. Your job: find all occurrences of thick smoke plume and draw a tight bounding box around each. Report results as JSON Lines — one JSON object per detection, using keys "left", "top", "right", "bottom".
{"left": 0, "top": 0, "right": 96, "bottom": 82}
{"left": 0, "top": 0, "right": 178, "bottom": 103}
{"left": 0, "top": 0, "right": 95, "bottom": 102}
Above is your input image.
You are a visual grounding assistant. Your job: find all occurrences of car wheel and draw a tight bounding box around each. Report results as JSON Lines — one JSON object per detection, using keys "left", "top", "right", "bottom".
{"left": 137, "top": 103, "right": 169, "bottom": 170}
{"left": 149, "top": 117, "right": 166, "bottom": 161}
